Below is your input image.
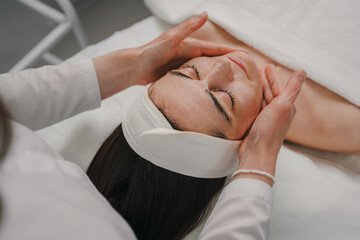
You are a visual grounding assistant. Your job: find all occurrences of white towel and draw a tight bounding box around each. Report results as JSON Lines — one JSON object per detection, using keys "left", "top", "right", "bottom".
{"left": 36, "top": 16, "right": 360, "bottom": 240}
{"left": 145, "top": 0, "right": 360, "bottom": 106}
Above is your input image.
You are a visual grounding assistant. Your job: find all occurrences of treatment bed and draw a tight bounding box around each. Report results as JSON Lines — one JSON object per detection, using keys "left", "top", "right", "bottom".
{"left": 36, "top": 0, "right": 360, "bottom": 239}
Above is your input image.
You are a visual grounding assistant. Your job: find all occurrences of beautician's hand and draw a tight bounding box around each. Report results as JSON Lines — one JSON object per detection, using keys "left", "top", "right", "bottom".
{"left": 133, "top": 12, "right": 240, "bottom": 85}
{"left": 93, "top": 12, "right": 240, "bottom": 99}
{"left": 234, "top": 65, "right": 306, "bottom": 186}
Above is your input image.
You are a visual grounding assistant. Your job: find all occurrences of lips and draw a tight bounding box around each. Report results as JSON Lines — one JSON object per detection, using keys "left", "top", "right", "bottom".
{"left": 228, "top": 57, "right": 248, "bottom": 77}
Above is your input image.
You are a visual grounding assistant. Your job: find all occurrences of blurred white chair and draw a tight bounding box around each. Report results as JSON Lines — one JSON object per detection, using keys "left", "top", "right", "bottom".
{"left": 10, "top": 0, "right": 87, "bottom": 72}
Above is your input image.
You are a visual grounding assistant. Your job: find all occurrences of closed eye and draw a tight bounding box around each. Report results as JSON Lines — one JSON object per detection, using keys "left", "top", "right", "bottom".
{"left": 213, "top": 88, "right": 236, "bottom": 108}
{"left": 182, "top": 64, "right": 201, "bottom": 79}
{"left": 169, "top": 64, "right": 201, "bottom": 80}
{"left": 169, "top": 70, "right": 193, "bottom": 79}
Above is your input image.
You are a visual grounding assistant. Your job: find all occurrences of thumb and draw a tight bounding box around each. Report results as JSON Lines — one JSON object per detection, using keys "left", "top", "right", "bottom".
{"left": 278, "top": 70, "right": 306, "bottom": 105}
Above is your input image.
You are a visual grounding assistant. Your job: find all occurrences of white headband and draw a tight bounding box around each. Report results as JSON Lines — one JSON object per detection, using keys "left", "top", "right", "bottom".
{"left": 122, "top": 84, "right": 241, "bottom": 178}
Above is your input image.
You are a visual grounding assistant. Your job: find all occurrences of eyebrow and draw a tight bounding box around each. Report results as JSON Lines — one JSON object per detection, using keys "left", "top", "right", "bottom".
{"left": 169, "top": 70, "right": 232, "bottom": 125}
{"left": 206, "top": 89, "right": 232, "bottom": 125}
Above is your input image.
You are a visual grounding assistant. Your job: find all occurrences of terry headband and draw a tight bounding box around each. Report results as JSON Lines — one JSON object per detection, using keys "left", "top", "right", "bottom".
{"left": 122, "top": 84, "right": 241, "bottom": 178}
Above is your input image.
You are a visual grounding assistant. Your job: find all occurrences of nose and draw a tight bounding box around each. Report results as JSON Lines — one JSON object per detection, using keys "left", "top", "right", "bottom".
{"left": 204, "top": 58, "right": 234, "bottom": 89}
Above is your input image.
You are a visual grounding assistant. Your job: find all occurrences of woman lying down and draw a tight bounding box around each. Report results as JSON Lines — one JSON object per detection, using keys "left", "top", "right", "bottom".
{"left": 87, "top": 20, "right": 360, "bottom": 240}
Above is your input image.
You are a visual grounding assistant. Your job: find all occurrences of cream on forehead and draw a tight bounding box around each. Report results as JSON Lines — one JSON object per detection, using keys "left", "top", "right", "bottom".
{"left": 149, "top": 80, "right": 220, "bottom": 130}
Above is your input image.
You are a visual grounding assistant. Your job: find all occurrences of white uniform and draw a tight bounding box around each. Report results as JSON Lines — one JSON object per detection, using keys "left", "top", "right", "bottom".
{"left": 0, "top": 60, "right": 273, "bottom": 240}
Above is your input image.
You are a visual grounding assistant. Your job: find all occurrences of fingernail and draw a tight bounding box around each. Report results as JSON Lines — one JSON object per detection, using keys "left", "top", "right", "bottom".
{"left": 199, "top": 11, "right": 207, "bottom": 19}
{"left": 265, "top": 64, "right": 273, "bottom": 76}
{"left": 269, "top": 64, "right": 276, "bottom": 75}
{"left": 296, "top": 70, "right": 306, "bottom": 82}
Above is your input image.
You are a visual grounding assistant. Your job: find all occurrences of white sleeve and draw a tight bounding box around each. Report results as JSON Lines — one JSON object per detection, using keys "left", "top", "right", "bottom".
{"left": 198, "top": 178, "right": 273, "bottom": 240}
{"left": 0, "top": 60, "right": 101, "bottom": 130}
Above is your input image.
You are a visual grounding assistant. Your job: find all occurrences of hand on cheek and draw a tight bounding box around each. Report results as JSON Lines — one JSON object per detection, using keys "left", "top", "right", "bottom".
{"left": 235, "top": 66, "right": 306, "bottom": 186}
{"left": 260, "top": 64, "right": 284, "bottom": 106}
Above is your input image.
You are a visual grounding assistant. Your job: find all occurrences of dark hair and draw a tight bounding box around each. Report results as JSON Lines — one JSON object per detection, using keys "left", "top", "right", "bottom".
{"left": 87, "top": 123, "right": 226, "bottom": 240}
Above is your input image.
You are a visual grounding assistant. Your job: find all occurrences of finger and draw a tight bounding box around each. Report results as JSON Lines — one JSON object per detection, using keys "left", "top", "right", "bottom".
{"left": 238, "top": 134, "right": 249, "bottom": 155}
{"left": 290, "top": 105, "right": 297, "bottom": 120}
{"left": 265, "top": 64, "right": 283, "bottom": 97}
{"left": 166, "top": 12, "right": 208, "bottom": 43}
{"left": 261, "top": 98, "right": 267, "bottom": 110}
{"left": 279, "top": 70, "right": 306, "bottom": 105}
{"left": 259, "top": 67, "right": 273, "bottom": 104}
{"left": 183, "top": 38, "right": 247, "bottom": 57}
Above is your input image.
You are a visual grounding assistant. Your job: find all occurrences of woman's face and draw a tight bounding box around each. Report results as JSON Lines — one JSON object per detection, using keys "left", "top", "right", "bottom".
{"left": 149, "top": 51, "right": 263, "bottom": 140}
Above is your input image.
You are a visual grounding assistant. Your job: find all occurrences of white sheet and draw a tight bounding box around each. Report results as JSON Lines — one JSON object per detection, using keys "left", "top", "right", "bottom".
{"left": 145, "top": 0, "right": 360, "bottom": 106}
{"left": 36, "top": 16, "right": 360, "bottom": 240}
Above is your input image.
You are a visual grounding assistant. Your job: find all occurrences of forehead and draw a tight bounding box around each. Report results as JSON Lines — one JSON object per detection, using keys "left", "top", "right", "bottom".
{"left": 149, "top": 73, "right": 222, "bottom": 134}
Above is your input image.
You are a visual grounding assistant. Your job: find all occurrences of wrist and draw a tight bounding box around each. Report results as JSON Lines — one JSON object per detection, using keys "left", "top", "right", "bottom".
{"left": 234, "top": 149, "right": 276, "bottom": 186}
{"left": 238, "top": 147, "right": 277, "bottom": 176}
{"left": 233, "top": 172, "right": 274, "bottom": 186}
{"left": 93, "top": 48, "right": 138, "bottom": 100}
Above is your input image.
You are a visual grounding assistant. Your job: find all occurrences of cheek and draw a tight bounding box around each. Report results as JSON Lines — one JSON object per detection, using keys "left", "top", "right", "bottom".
{"left": 237, "top": 87, "right": 262, "bottom": 121}
{"left": 247, "top": 88, "right": 262, "bottom": 110}
{"left": 235, "top": 82, "right": 260, "bottom": 104}
{"left": 246, "top": 93, "right": 262, "bottom": 124}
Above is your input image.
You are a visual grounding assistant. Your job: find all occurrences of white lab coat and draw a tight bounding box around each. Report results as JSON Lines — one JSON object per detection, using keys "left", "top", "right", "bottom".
{"left": 0, "top": 60, "right": 273, "bottom": 240}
